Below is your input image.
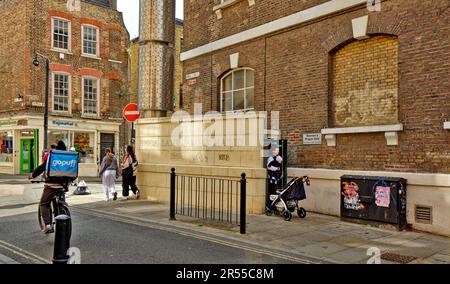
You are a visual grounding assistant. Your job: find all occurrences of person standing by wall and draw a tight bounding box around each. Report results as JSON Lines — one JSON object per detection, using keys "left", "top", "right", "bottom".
{"left": 267, "top": 147, "right": 283, "bottom": 208}
{"left": 99, "top": 148, "right": 120, "bottom": 202}
{"left": 121, "top": 145, "right": 140, "bottom": 200}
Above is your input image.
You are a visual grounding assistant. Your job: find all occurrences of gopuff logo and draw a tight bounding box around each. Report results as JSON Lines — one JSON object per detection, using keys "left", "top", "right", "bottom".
{"left": 53, "top": 160, "right": 76, "bottom": 168}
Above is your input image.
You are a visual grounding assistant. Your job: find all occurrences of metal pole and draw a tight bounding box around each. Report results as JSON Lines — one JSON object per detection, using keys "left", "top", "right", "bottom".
{"left": 44, "top": 58, "right": 50, "bottom": 152}
{"left": 240, "top": 173, "right": 247, "bottom": 234}
{"left": 170, "top": 168, "right": 176, "bottom": 220}
{"left": 53, "top": 215, "right": 71, "bottom": 264}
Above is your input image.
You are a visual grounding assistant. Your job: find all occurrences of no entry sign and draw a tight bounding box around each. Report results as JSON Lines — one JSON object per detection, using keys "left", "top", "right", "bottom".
{"left": 123, "top": 104, "right": 141, "bottom": 122}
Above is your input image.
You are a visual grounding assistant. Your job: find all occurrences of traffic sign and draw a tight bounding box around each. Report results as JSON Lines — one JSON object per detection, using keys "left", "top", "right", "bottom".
{"left": 123, "top": 104, "right": 141, "bottom": 122}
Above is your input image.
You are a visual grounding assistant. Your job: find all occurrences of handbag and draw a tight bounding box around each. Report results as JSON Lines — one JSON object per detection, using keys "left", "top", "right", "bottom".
{"left": 122, "top": 155, "right": 134, "bottom": 178}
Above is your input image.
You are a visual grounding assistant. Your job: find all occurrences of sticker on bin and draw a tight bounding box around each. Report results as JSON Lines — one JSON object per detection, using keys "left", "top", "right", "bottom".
{"left": 375, "top": 186, "right": 391, "bottom": 208}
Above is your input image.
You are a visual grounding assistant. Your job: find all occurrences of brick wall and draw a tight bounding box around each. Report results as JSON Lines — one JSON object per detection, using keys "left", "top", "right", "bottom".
{"left": 182, "top": 0, "right": 450, "bottom": 174}
{"left": 0, "top": 0, "right": 30, "bottom": 113}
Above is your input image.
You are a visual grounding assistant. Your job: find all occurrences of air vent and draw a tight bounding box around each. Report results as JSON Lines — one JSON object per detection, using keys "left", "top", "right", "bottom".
{"left": 415, "top": 205, "right": 432, "bottom": 224}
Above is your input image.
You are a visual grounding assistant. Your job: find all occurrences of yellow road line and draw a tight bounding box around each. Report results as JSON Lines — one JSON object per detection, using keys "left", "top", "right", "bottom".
{"left": 73, "top": 206, "right": 319, "bottom": 264}
{"left": 0, "top": 240, "right": 51, "bottom": 264}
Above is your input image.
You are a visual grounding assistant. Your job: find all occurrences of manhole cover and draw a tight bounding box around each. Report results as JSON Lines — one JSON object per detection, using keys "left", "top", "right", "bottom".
{"left": 381, "top": 253, "right": 418, "bottom": 264}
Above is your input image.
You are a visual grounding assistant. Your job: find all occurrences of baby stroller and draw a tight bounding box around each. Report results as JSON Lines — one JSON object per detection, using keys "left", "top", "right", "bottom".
{"left": 266, "top": 176, "right": 310, "bottom": 221}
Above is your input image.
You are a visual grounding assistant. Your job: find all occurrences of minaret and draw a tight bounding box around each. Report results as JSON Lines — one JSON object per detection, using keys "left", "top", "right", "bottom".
{"left": 138, "top": 0, "right": 176, "bottom": 118}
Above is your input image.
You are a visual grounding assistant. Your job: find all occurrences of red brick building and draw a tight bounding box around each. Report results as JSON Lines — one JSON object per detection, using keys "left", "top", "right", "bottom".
{"left": 0, "top": 0, "right": 130, "bottom": 176}
{"left": 180, "top": 0, "right": 449, "bottom": 235}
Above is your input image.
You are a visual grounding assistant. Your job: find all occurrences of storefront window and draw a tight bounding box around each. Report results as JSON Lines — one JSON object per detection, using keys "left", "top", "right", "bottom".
{"left": 73, "top": 132, "right": 95, "bottom": 163}
{"left": 0, "top": 132, "right": 13, "bottom": 163}
{"left": 48, "top": 130, "right": 95, "bottom": 163}
{"left": 48, "top": 130, "right": 70, "bottom": 148}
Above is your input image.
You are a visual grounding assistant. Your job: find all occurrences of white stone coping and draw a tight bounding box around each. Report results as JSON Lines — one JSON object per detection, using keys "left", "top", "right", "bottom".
{"left": 321, "top": 124, "right": 403, "bottom": 135}
{"left": 289, "top": 168, "right": 450, "bottom": 187}
{"left": 213, "top": 0, "right": 241, "bottom": 11}
{"left": 181, "top": 0, "right": 367, "bottom": 61}
{"left": 445, "top": 121, "right": 450, "bottom": 130}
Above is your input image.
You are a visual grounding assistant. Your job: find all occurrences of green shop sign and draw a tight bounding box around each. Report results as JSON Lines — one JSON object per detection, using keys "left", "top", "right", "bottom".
{"left": 0, "top": 121, "right": 18, "bottom": 127}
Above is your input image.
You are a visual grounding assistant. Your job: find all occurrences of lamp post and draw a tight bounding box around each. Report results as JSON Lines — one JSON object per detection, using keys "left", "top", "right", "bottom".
{"left": 33, "top": 53, "right": 50, "bottom": 155}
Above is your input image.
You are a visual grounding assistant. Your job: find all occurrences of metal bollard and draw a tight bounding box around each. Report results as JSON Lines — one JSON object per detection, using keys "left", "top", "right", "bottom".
{"left": 53, "top": 215, "right": 71, "bottom": 264}
{"left": 170, "top": 168, "right": 176, "bottom": 221}
{"left": 240, "top": 173, "right": 247, "bottom": 235}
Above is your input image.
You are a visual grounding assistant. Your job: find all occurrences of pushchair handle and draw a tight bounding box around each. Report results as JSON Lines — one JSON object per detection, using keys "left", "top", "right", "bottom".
{"left": 295, "top": 176, "right": 310, "bottom": 186}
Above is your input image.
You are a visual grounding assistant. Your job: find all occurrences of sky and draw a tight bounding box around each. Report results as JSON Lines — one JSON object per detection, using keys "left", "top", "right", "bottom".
{"left": 117, "top": 0, "right": 184, "bottom": 39}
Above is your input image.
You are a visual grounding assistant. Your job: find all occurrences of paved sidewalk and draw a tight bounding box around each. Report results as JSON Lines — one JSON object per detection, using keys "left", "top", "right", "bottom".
{"left": 73, "top": 198, "right": 450, "bottom": 264}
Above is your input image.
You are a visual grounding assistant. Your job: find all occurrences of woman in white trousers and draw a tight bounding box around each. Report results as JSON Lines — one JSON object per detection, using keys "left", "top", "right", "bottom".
{"left": 99, "top": 148, "right": 120, "bottom": 202}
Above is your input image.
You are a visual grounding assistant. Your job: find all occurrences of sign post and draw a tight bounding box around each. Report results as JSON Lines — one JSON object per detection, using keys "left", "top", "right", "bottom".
{"left": 123, "top": 104, "right": 141, "bottom": 145}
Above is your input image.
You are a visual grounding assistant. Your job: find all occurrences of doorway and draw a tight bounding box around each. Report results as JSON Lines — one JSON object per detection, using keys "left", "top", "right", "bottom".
{"left": 100, "top": 133, "right": 115, "bottom": 162}
{"left": 20, "top": 138, "right": 35, "bottom": 174}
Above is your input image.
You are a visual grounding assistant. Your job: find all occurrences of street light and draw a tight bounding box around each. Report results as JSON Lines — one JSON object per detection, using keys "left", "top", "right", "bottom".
{"left": 32, "top": 53, "right": 50, "bottom": 155}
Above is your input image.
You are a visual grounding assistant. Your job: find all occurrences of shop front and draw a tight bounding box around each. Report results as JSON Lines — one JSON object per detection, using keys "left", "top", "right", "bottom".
{"left": 0, "top": 116, "right": 121, "bottom": 177}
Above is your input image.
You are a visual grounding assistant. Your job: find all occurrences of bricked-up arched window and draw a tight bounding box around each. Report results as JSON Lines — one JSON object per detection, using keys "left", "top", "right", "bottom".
{"left": 331, "top": 35, "right": 399, "bottom": 127}
{"left": 220, "top": 68, "right": 254, "bottom": 112}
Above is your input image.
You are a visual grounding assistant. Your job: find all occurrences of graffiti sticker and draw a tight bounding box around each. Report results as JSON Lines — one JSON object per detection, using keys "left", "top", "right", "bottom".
{"left": 342, "top": 181, "right": 364, "bottom": 210}
{"left": 375, "top": 186, "right": 391, "bottom": 208}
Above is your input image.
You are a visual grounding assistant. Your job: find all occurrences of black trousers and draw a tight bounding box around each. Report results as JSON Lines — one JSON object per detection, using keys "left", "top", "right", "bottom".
{"left": 122, "top": 176, "right": 139, "bottom": 197}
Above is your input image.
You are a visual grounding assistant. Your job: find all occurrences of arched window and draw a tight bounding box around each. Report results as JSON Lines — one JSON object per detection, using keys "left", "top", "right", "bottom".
{"left": 220, "top": 68, "right": 254, "bottom": 112}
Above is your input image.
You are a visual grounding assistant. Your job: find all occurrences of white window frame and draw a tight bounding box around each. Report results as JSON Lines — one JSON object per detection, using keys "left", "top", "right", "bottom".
{"left": 81, "top": 76, "right": 100, "bottom": 118}
{"left": 220, "top": 68, "right": 255, "bottom": 113}
{"left": 81, "top": 24, "right": 100, "bottom": 58}
{"left": 52, "top": 72, "right": 72, "bottom": 114}
{"left": 51, "top": 17, "right": 72, "bottom": 52}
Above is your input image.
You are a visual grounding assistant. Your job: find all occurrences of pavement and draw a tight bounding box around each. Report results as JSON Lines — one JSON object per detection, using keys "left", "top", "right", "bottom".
{"left": 0, "top": 176, "right": 449, "bottom": 264}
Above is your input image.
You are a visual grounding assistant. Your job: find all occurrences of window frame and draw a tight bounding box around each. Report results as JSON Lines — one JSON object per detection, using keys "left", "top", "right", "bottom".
{"left": 51, "top": 72, "right": 72, "bottom": 114}
{"left": 220, "top": 67, "right": 255, "bottom": 113}
{"left": 81, "top": 24, "right": 100, "bottom": 58}
{"left": 51, "top": 17, "right": 72, "bottom": 52}
{"left": 81, "top": 76, "right": 101, "bottom": 118}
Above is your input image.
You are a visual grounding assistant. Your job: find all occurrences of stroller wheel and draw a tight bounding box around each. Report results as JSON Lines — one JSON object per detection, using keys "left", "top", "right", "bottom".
{"left": 282, "top": 210, "right": 292, "bottom": 221}
{"left": 266, "top": 210, "right": 273, "bottom": 217}
{"left": 297, "top": 207, "right": 307, "bottom": 219}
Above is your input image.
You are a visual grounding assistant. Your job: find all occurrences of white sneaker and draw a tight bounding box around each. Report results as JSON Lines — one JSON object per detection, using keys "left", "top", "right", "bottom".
{"left": 44, "top": 225, "right": 54, "bottom": 234}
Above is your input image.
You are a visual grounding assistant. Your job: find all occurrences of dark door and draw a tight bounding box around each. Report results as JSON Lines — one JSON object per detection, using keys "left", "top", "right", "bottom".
{"left": 100, "top": 133, "right": 115, "bottom": 162}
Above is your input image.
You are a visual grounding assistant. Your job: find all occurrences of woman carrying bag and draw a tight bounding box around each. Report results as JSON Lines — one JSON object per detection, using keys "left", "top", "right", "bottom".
{"left": 121, "top": 146, "right": 140, "bottom": 200}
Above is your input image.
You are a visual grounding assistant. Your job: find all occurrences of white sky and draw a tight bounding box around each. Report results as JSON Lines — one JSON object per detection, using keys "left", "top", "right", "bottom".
{"left": 117, "top": 0, "right": 184, "bottom": 39}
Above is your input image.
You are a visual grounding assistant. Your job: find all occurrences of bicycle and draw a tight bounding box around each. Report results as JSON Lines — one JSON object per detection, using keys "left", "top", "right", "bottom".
{"left": 37, "top": 186, "right": 72, "bottom": 236}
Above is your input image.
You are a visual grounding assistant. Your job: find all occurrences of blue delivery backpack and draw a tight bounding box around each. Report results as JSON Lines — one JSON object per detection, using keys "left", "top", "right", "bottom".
{"left": 45, "top": 150, "right": 79, "bottom": 183}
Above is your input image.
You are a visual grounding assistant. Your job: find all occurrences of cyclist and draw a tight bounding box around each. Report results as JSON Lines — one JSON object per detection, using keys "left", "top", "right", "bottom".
{"left": 29, "top": 140, "right": 69, "bottom": 234}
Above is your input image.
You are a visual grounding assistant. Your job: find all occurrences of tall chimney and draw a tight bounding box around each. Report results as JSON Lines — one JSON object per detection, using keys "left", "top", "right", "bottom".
{"left": 138, "top": 0, "right": 175, "bottom": 118}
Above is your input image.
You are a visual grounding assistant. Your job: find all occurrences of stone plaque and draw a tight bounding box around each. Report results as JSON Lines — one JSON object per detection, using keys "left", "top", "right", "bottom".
{"left": 303, "top": 133, "right": 322, "bottom": 145}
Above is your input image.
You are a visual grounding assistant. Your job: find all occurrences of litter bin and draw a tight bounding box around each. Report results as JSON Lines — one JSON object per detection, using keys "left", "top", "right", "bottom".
{"left": 341, "top": 175, "right": 407, "bottom": 230}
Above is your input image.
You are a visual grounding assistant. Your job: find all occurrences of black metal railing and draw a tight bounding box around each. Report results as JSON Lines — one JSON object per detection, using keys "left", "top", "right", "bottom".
{"left": 170, "top": 168, "right": 247, "bottom": 234}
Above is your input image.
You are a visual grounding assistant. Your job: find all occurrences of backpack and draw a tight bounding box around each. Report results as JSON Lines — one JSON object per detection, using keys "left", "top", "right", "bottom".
{"left": 45, "top": 150, "right": 79, "bottom": 183}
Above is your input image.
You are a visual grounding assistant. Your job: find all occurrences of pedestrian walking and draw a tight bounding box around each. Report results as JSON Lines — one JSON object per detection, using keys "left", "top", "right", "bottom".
{"left": 99, "top": 148, "right": 120, "bottom": 202}
{"left": 121, "top": 145, "right": 140, "bottom": 200}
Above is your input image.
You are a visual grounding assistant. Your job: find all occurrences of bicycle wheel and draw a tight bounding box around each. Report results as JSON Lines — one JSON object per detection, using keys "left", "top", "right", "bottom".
{"left": 37, "top": 205, "right": 45, "bottom": 231}
{"left": 37, "top": 204, "right": 53, "bottom": 231}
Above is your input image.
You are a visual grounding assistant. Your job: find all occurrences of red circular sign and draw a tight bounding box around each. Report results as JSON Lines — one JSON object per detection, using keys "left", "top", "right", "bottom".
{"left": 123, "top": 104, "right": 141, "bottom": 122}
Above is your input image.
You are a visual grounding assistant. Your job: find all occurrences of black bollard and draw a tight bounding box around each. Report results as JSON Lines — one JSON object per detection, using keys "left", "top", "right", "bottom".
{"left": 240, "top": 173, "right": 247, "bottom": 235}
{"left": 53, "top": 214, "right": 71, "bottom": 264}
{"left": 170, "top": 168, "right": 176, "bottom": 221}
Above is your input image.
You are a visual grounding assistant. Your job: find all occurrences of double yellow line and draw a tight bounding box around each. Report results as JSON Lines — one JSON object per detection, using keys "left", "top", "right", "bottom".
{"left": 73, "top": 206, "right": 320, "bottom": 264}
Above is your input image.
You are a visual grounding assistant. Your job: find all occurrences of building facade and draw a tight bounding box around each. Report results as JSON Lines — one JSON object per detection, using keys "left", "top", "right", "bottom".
{"left": 179, "top": 0, "right": 449, "bottom": 235}
{"left": 0, "top": 0, "right": 130, "bottom": 176}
